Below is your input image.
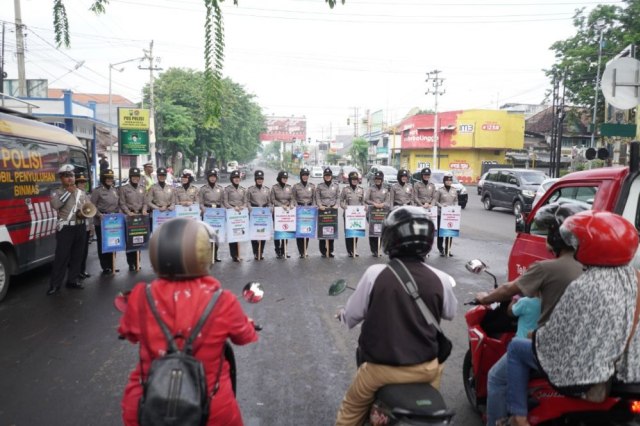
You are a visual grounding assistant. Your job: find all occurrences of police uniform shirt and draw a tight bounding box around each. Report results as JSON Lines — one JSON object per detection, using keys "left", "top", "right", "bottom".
{"left": 365, "top": 185, "right": 391, "bottom": 209}
{"left": 414, "top": 180, "right": 437, "bottom": 206}
{"left": 119, "top": 183, "right": 147, "bottom": 214}
{"left": 91, "top": 185, "right": 121, "bottom": 225}
{"left": 340, "top": 185, "right": 365, "bottom": 209}
{"left": 247, "top": 185, "right": 271, "bottom": 208}
{"left": 140, "top": 173, "right": 156, "bottom": 192}
{"left": 51, "top": 186, "right": 89, "bottom": 221}
{"left": 435, "top": 186, "right": 458, "bottom": 207}
{"left": 292, "top": 182, "right": 316, "bottom": 206}
{"left": 390, "top": 183, "right": 415, "bottom": 206}
{"left": 146, "top": 183, "right": 175, "bottom": 210}
{"left": 270, "top": 183, "right": 294, "bottom": 208}
{"left": 174, "top": 185, "right": 198, "bottom": 205}
{"left": 315, "top": 181, "right": 340, "bottom": 208}
{"left": 223, "top": 184, "right": 247, "bottom": 209}
{"left": 198, "top": 184, "right": 224, "bottom": 208}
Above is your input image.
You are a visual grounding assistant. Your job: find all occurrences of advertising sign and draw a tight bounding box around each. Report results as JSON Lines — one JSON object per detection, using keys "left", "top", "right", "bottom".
{"left": 152, "top": 209, "right": 177, "bottom": 231}
{"left": 226, "top": 208, "right": 250, "bottom": 243}
{"left": 438, "top": 205, "right": 461, "bottom": 237}
{"left": 101, "top": 213, "right": 126, "bottom": 253}
{"left": 175, "top": 204, "right": 201, "bottom": 221}
{"left": 295, "top": 206, "right": 317, "bottom": 238}
{"left": 249, "top": 207, "right": 273, "bottom": 241}
{"left": 368, "top": 208, "right": 388, "bottom": 237}
{"left": 345, "top": 205, "right": 366, "bottom": 238}
{"left": 317, "top": 207, "right": 338, "bottom": 239}
{"left": 203, "top": 208, "right": 226, "bottom": 243}
{"left": 118, "top": 108, "right": 150, "bottom": 130}
{"left": 274, "top": 207, "right": 296, "bottom": 240}
{"left": 120, "top": 129, "right": 149, "bottom": 155}
{"left": 125, "top": 215, "right": 150, "bottom": 251}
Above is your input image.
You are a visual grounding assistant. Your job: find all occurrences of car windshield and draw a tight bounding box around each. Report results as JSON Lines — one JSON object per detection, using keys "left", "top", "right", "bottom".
{"left": 431, "top": 172, "right": 460, "bottom": 184}
{"left": 377, "top": 166, "right": 398, "bottom": 175}
{"left": 519, "top": 172, "right": 547, "bottom": 185}
{"left": 342, "top": 166, "right": 359, "bottom": 174}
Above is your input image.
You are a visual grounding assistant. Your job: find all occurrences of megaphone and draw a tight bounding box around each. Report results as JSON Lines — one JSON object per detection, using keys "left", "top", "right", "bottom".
{"left": 77, "top": 202, "right": 97, "bottom": 219}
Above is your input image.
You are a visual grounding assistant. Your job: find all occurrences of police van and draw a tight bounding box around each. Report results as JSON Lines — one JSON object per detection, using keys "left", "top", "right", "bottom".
{"left": 0, "top": 107, "right": 90, "bottom": 301}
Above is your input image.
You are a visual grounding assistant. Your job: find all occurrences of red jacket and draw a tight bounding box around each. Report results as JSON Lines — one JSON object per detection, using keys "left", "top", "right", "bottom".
{"left": 118, "top": 275, "right": 258, "bottom": 426}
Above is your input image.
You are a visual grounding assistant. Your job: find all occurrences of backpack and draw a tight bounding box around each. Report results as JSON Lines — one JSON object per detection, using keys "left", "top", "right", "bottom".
{"left": 138, "top": 284, "right": 222, "bottom": 426}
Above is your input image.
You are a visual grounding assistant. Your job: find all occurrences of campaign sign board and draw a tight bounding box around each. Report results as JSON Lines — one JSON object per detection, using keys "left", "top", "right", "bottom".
{"left": 203, "top": 208, "right": 226, "bottom": 243}
{"left": 438, "top": 205, "right": 461, "bottom": 237}
{"left": 152, "top": 209, "right": 177, "bottom": 231}
{"left": 274, "top": 207, "right": 296, "bottom": 240}
{"left": 317, "top": 207, "right": 338, "bottom": 239}
{"left": 175, "top": 204, "right": 201, "bottom": 221}
{"left": 368, "top": 208, "right": 388, "bottom": 237}
{"left": 250, "top": 207, "right": 273, "bottom": 241}
{"left": 296, "top": 206, "right": 318, "bottom": 238}
{"left": 125, "top": 215, "right": 150, "bottom": 252}
{"left": 101, "top": 213, "right": 126, "bottom": 253}
{"left": 345, "top": 205, "right": 366, "bottom": 238}
{"left": 226, "top": 208, "right": 250, "bottom": 243}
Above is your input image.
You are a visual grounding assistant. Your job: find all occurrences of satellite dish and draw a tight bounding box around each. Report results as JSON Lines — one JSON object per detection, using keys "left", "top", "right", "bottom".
{"left": 601, "top": 57, "right": 640, "bottom": 110}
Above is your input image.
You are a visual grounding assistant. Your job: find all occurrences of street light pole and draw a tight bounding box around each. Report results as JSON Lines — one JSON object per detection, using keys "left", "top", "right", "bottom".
{"left": 426, "top": 70, "right": 445, "bottom": 169}
{"left": 590, "top": 23, "right": 606, "bottom": 149}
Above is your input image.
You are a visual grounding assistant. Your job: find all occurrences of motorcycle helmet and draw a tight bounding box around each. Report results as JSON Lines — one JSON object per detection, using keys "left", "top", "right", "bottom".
{"left": 149, "top": 218, "right": 213, "bottom": 280}
{"left": 300, "top": 168, "right": 310, "bottom": 178}
{"left": 129, "top": 167, "right": 141, "bottom": 178}
{"left": 348, "top": 171, "right": 359, "bottom": 182}
{"left": 230, "top": 170, "right": 241, "bottom": 180}
{"left": 397, "top": 169, "right": 409, "bottom": 181}
{"left": 181, "top": 168, "right": 194, "bottom": 183}
{"left": 381, "top": 206, "right": 435, "bottom": 258}
{"left": 560, "top": 210, "right": 638, "bottom": 266}
{"left": 533, "top": 202, "right": 587, "bottom": 256}
{"left": 255, "top": 170, "right": 265, "bottom": 180}
{"left": 206, "top": 169, "right": 218, "bottom": 178}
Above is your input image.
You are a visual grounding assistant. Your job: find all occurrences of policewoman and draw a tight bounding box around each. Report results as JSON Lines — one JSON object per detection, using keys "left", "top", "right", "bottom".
{"left": 315, "top": 167, "right": 340, "bottom": 258}
{"left": 119, "top": 167, "right": 148, "bottom": 271}
{"left": 364, "top": 171, "right": 390, "bottom": 256}
{"left": 174, "top": 168, "right": 198, "bottom": 206}
{"left": 47, "top": 164, "right": 89, "bottom": 295}
{"left": 247, "top": 170, "right": 271, "bottom": 260}
{"left": 270, "top": 171, "right": 294, "bottom": 259}
{"left": 91, "top": 168, "right": 121, "bottom": 275}
{"left": 434, "top": 172, "right": 458, "bottom": 257}
{"left": 390, "top": 169, "right": 415, "bottom": 209}
{"left": 292, "top": 167, "right": 315, "bottom": 258}
{"left": 198, "top": 169, "right": 223, "bottom": 262}
{"left": 414, "top": 167, "right": 437, "bottom": 208}
{"left": 340, "top": 171, "right": 365, "bottom": 257}
{"left": 223, "top": 170, "right": 247, "bottom": 262}
{"left": 146, "top": 167, "right": 174, "bottom": 213}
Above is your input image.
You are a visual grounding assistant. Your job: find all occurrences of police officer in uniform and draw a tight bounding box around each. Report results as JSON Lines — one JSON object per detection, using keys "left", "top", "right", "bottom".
{"left": 47, "top": 164, "right": 89, "bottom": 295}
{"left": 119, "top": 167, "right": 148, "bottom": 271}
{"left": 91, "top": 169, "right": 121, "bottom": 275}
{"left": 198, "top": 169, "right": 223, "bottom": 262}
{"left": 364, "top": 171, "right": 390, "bottom": 256}
{"left": 174, "top": 168, "right": 198, "bottom": 206}
{"left": 271, "top": 171, "right": 294, "bottom": 259}
{"left": 223, "top": 170, "right": 247, "bottom": 262}
{"left": 340, "top": 171, "right": 365, "bottom": 257}
{"left": 247, "top": 170, "right": 271, "bottom": 260}
{"left": 140, "top": 162, "right": 156, "bottom": 192}
{"left": 390, "top": 169, "right": 415, "bottom": 209}
{"left": 434, "top": 172, "right": 458, "bottom": 257}
{"left": 146, "top": 167, "right": 175, "bottom": 215}
{"left": 292, "top": 167, "right": 315, "bottom": 258}
{"left": 316, "top": 167, "right": 340, "bottom": 257}
{"left": 414, "top": 167, "right": 437, "bottom": 208}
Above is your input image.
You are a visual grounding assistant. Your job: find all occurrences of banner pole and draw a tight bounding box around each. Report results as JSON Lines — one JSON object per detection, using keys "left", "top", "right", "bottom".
{"left": 354, "top": 238, "right": 358, "bottom": 257}
{"left": 377, "top": 237, "right": 382, "bottom": 257}
{"left": 258, "top": 240, "right": 262, "bottom": 260}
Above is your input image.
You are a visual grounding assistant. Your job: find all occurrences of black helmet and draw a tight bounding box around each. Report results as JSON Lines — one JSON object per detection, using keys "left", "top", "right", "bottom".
{"left": 149, "top": 218, "right": 213, "bottom": 280}
{"left": 374, "top": 171, "right": 384, "bottom": 180}
{"left": 157, "top": 167, "right": 168, "bottom": 176}
{"left": 300, "top": 167, "right": 310, "bottom": 177}
{"left": 421, "top": 167, "right": 432, "bottom": 176}
{"left": 534, "top": 202, "right": 588, "bottom": 256}
{"left": 206, "top": 169, "right": 218, "bottom": 178}
{"left": 348, "top": 171, "right": 359, "bottom": 181}
{"left": 443, "top": 172, "right": 453, "bottom": 183}
{"left": 129, "top": 167, "right": 141, "bottom": 177}
{"left": 397, "top": 169, "right": 409, "bottom": 180}
{"left": 277, "top": 171, "right": 289, "bottom": 181}
{"left": 255, "top": 170, "right": 265, "bottom": 179}
{"left": 381, "top": 206, "right": 435, "bottom": 258}
{"left": 230, "top": 170, "right": 241, "bottom": 180}
{"left": 323, "top": 167, "right": 333, "bottom": 176}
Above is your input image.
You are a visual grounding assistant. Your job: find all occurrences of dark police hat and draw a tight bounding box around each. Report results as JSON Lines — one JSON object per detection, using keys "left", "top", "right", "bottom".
{"left": 101, "top": 169, "right": 115, "bottom": 179}
{"left": 255, "top": 170, "right": 265, "bottom": 179}
{"left": 75, "top": 173, "right": 88, "bottom": 182}
{"left": 129, "top": 167, "right": 141, "bottom": 177}
{"left": 230, "top": 170, "right": 241, "bottom": 179}
{"left": 300, "top": 168, "right": 310, "bottom": 177}
{"left": 421, "top": 167, "right": 432, "bottom": 175}
{"left": 323, "top": 167, "right": 333, "bottom": 176}
{"left": 374, "top": 171, "right": 384, "bottom": 180}
{"left": 157, "top": 167, "right": 168, "bottom": 176}
{"left": 206, "top": 169, "right": 218, "bottom": 177}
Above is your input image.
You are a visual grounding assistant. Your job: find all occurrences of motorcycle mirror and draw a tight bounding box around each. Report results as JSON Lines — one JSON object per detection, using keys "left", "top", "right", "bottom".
{"left": 329, "top": 279, "right": 350, "bottom": 296}
{"left": 242, "top": 281, "right": 264, "bottom": 304}
{"left": 465, "top": 259, "right": 487, "bottom": 274}
{"left": 114, "top": 291, "right": 131, "bottom": 313}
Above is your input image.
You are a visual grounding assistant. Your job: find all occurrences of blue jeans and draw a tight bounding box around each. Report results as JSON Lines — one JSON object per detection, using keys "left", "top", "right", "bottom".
{"left": 486, "top": 354, "right": 508, "bottom": 426}
{"left": 506, "top": 338, "right": 539, "bottom": 417}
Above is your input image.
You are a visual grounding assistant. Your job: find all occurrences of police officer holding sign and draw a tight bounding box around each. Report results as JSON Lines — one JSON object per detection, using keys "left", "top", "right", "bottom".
{"left": 271, "top": 171, "right": 294, "bottom": 259}
{"left": 247, "top": 170, "right": 271, "bottom": 260}
{"left": 223, "top": 170, "right": 247, "bottom": 262}
{"left": 119, "top": 167, "right": 147, "bottom": 271}
{"left": 434, "top": 172, "right": 458, "bottom": 257}
{"left": 47, "top": 164, "right": 89, "bottom": 295}
{"left": 146, "top": 167, "right": 174, "bottom": 214}
{"left": 174, "top": 169, "right": 198, "bottom": 206}
{"left": 198, "top": 169, "right": 223, "bottom": 262}
{"left": 414, "top": 167, "right": 437, "bottom": 208}
{"left": 316, "top": 167, "right": 340, "bottom": 258}
{"left": 390, "top": 169, "right": 415, "bottom": 209}
{"left": 292, "top": 167, "right": 315, "bottom": 258}
{"left": 340, "top": 171, "right": 365, "bottom": 257}
{"left": 91, "top": 169, "right": 121, "bottom": 275}
{"left": 364, "top": 171, "right": 390, "bottom": 256}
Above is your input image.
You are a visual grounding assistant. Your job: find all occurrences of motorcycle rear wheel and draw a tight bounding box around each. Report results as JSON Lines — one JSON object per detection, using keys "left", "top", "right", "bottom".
{"left": 463, "top": 349, "right": 481, "bottom": 413}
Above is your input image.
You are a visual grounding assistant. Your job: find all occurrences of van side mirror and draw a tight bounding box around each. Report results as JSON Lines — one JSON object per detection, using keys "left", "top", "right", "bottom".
{"left": 515, "top": 212, "right": 527, "bottom": 233}
{"left": 509, "top": 177, "right": 518, "bottom": 185}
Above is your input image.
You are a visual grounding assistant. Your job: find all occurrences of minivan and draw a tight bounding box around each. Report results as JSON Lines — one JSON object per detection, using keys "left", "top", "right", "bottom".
{"left": 481, "top": 168, "right": 548, "bottom": 215}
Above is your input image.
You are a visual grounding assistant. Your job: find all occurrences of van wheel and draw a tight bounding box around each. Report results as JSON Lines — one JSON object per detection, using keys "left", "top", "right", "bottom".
{"left": 483, "top": 196, "right": 493, "bottom": 211}
{"left": 463, "top": 349, "right": 480, "bottom": 413}
{"left": 0, "top": 252, "right": 11, "bottom": 302}
{"left": 513, "top": 200, "right": 523, "bottom": 216}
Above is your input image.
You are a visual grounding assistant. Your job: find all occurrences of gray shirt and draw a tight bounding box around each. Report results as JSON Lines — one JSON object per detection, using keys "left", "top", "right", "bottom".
{"left": 292, "top": 182, "right": 316, "bottom": 206}
{"left": 390, "top": 183, "right": 415, "bottom": 207}
{"left": 223, "top": 185, "right": 247, "bottom": 209}
{"left": 414, "top": 180, "right": 437, "bottom": 206}
{"left": 119, "top": 183, "right": 147, "bottom": 215}
{"left": 340, "top": 185, "right": 365, "bottom": 209}
{"left": 270, "top": 184, "right": 294, "bottom": 208}
{"left": 90, "top": 185, "right": 121, "bottom": 225}
{"left": 315, "top": 181, "right": 340, "bottom": 208}
{"left": 434, "top": 186, "right": 458, "bottom": 208}
{"left": 146, "top": 183, "right": 175, "bottom": 211}
{"left": 247, "top": 185, "right": 271, "bottom": 207}
{"left": 50, "top": 185, "right": 89, "bottom": 221}
{"left": 365, "top": 185, "right": 391, "bottom": 209}
{"left": 198, "top": 184, "right": 224, "bottom": 209}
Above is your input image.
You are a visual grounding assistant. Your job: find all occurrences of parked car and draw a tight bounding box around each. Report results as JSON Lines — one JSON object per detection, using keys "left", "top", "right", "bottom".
{"left": 310, "top": 166, "right": 323, "bottom": 178}
{"left": 340, "top": 166, "right": 363, "bottom": 184}
{"left": 532, "top": 177, "right": 559, "bottom": 208}
{"left": 481, "top": 168, "right": 548, "bottom": 215}
{"left": 366, "top": 165, "right": 398, "bottom": 187}
{"left": 328, "top": 165, "right": 341, "bottom": 182}
{"left": 477, "top": 172, "right": 489, "bottom": 195}
{"left": 410, "top": 169, "right": 469, "bottom": 209}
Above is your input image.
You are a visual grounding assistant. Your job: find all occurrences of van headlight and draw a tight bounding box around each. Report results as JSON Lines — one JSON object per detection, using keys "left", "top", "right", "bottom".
{"left": 522, "top": 190, "right": 536, "bottom": 198}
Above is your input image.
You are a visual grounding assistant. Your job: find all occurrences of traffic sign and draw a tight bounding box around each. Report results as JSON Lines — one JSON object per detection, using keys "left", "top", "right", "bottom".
{"left": 303, "top": 152, "right": 310, "bottom": 159}
{"left": 601, "top": 57, "right": 640, "bottom": 110}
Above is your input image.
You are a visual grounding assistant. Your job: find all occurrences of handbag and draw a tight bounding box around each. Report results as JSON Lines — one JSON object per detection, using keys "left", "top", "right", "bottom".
{"left": 387, "top": 258, "right": 452, "bottom": 364}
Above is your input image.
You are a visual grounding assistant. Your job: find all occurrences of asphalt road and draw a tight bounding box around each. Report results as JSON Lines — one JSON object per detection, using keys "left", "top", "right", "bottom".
{"left": 0, "top": 171, "right": 515, "bottom": 426}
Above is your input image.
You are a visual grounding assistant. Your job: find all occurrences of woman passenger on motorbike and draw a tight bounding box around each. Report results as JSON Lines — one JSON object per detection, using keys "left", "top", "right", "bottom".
{"left": 117, "top": 218, "right": 259, "bottom": 425}
{"left": 506, "top": 210, "right": 640, "bottom": 426}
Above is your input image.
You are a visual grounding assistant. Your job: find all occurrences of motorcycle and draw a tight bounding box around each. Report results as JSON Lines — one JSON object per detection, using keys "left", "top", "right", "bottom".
{"left": 463, "top": 259, "right": 640, "bottom": 425}
{"left": 329, "top": 279, "right": 456, "bottom": 426}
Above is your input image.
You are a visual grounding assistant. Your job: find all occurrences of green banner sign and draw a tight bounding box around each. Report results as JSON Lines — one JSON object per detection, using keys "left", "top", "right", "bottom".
{"left": 120, "top": 129, "right": 150, "bottom": 155}
{"left": 600, "top": 123, "right": 637, "bottom": 138}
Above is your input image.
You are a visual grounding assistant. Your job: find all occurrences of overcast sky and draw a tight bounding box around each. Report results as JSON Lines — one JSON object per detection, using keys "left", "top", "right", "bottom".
{"left": 2, "top": 0, "right": 615, "bottom": 141}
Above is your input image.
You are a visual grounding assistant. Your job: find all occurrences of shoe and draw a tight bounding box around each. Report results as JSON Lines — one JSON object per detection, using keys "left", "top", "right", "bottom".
{"left": 448, "top": 252, "right": 454, "bottom": 257}
{"left": 439, "top": 250, "right": 445, "bottom": 257}
{"left": 329, "top": 253, "right": 335, "bottom": 258}
{"left": 79, "top": 271, "right": 91, "bottom": 279}
{"left": 354, "top": 253, "right": 359, "bottom": 257}
{"left": 321, "top": 254, "right": 327, "bottom": 258}
{"left": 259, "top": 256, "right": 264, "bottom": 260}
{"left": 348, "top": 253, "right": 354, "bottom": 258}
{"left": 254, "top": 255, "right": 259, "bottom": 260}
{"left": 371, "top": 252, "right": 378, "bottom": 257}
{"left": 232, "top": 257, "right": 241, "bottom": 262}
{"left": 46, "top": 287, "right": 60, "bottom": 296}
{"left": 101, "top": 268, "right": 113, "bottom": 276}
{"left": 65, "top": 282, "right": 85, "bottom": 290}
{"left": 214, "top": 257, "right": 222, "bottom": 262}
{"left": 285, "top": 254, "right": 291, "bottom": 259}
{"left": 129, "top": 265, "right": 137, "bottom": 271}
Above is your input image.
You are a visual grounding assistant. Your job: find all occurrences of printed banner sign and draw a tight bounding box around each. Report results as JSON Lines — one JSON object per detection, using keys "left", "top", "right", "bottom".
{"left": 118, "top": 107, "right": 150, "bottom": 130}
{"left": 119, "top": 129, "right": 149, "bottom": 155}
{"left": 250, "top": 207, "right": 273, "bottom": 241}
{"left": 101, "top": 213, "right": 126, "bottom": 253}
{"left": 175, "top": 204, "right": 201, "bottom": 220}
{"left": 345, "top": 205, "right": 366, "bottom": 238}
{"left": 317, "top": 207, "right": 338, "bottom": 240}
{"left": 368, "top": 208, "right": 388, "bottom": 237}
{"left": 125, "top": 215, "right": 150, "bottom": 251}
{"left": 274, "top": 207, "right": 296, "bottom": 240}
{"left": 226, "top": 208, "right": 250, "bottom": 243}
{"left": 203, "top": 208, "right": 226, "bottom": 243}
{"left": 152, "top": 209, "right": 177, "bottom": 231}
{"left": 295, "top": 206, "right": 318, "bottom": 238}
{"left": 438, "top": 205, "right": 461, "bottom": 237}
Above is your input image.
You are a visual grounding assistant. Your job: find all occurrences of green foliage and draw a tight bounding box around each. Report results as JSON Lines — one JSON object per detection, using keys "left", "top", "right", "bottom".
{"left": 155, "top": 101, "right": 196, "bottom": 158}
{"left": 350, "top": 138, "right": 369, "bottom": 171}
{"left": 53, "top": 0, "right": 70, "bottom": 47}
{"left": 326, "top": 153, "right": 340, "bottom": 164}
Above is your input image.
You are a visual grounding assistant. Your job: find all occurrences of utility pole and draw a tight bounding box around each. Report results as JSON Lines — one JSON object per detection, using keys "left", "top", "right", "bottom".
{"left": 139, "top": 40, "right": 163, "bottom": 165}
{"left": 590, "top": 23, "right": 606, "bottom": 149}
{"left": 1, "top": 22, "right": 6, "bottom": 94}
{"left": 426, "top": 70, "right": 445, "bottom": 169}
{"left": 14, "top": 0, "right": 27, "bottom": 96}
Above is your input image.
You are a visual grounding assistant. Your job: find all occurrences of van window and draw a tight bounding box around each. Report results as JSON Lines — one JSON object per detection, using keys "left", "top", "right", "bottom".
{"left": 530, "top": 185, "right": 596, "bottom": 235}
{"left": 499, "top": 173, "right": 511, "bottom": 183}
{"left": 486, "top": 172, "right": 498, "bottom": 182}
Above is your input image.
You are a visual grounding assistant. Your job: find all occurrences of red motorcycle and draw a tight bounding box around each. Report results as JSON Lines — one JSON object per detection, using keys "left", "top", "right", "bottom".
{"left": 463, "top": 259, "right": 640, "bottom": 425}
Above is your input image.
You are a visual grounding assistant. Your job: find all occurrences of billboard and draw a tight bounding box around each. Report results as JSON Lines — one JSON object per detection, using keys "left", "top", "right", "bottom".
{"left": 260, "top": 116, "right": 307, "bottom": 142}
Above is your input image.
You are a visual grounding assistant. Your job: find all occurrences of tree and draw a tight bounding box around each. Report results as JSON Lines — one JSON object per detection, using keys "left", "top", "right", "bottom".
{"left": 155, "top": 101, "right": 196, "bottom": 170}
{"left": 350, "top": 138, "right": 369, "bottom": 171}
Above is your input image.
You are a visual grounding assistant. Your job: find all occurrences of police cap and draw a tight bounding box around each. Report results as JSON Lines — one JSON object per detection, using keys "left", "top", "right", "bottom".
{"left": 157, "top": 167, "right": 168, "bottom": 176}
{"left": 255, "top": 170, "right": 265, "bottom": 179}
{"left": 129, "top": 167, "right": 141, "bottom": 177}
{"left": 323, "top": 167, "right": 333, "bottom": 176}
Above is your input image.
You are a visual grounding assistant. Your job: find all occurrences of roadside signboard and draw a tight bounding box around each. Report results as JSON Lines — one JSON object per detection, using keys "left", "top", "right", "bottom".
{"left": 438, "top": 205, "right": 461, "bottom": 237}
{"left": 345, "top": 205, "right": 366, "bottom": 238}
{"left": 203, "top": 208, "right": 226, "bottom": 243}
{"left": 317, "top": 207, "right": 338, "bottom": 239}
{"left": 250, "top": 207, "right": 273, "bottom": 241}
{"left": 296, "top": 206, "right": 317, "bottom": 238}
{"left": 274, "top": 207, "right": 296, "bottom": 239}
{"left": 101, "top": 213, "right": 126, "bottom": 253}
{"left": 226, "top": 208, "right": 250, "bottom": 243}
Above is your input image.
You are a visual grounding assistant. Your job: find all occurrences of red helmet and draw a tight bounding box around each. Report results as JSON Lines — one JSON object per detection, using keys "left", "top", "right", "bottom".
{"left": 560, "top": 210, "right": 638, "bottom": 266}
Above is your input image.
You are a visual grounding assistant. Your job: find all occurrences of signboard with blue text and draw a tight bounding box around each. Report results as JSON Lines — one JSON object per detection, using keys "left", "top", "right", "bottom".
{"left": 101, "top": 213, "right": 126, "bottom": 253}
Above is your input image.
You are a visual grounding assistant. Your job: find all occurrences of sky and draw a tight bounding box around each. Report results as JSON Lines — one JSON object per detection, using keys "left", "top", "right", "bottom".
{"left": 1, "top": 0, "right": 618, "bottom": 142}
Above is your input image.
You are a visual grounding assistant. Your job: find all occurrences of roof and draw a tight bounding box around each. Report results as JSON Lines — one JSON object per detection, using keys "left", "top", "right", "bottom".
{"left": 525, "top": 105, "right": 591, "bottom": 136}
{"left": 0, "top": 109, "right": 83, "bottom": 147}
{"left": 48, "top": 89, "right": 136, "bottom": 106}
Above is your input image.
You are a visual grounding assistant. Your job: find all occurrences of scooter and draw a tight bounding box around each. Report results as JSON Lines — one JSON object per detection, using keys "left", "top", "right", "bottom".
{"left": 463, "top": 259, "right": 640, "bottom": 425}
{"left": 329, "top": 279, "right": 456, "bottom": 426}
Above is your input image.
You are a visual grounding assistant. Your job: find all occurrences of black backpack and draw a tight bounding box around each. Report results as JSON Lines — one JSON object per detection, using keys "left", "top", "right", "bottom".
{"left": 138, "top": 284, "right": 222, "bottom": 426}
